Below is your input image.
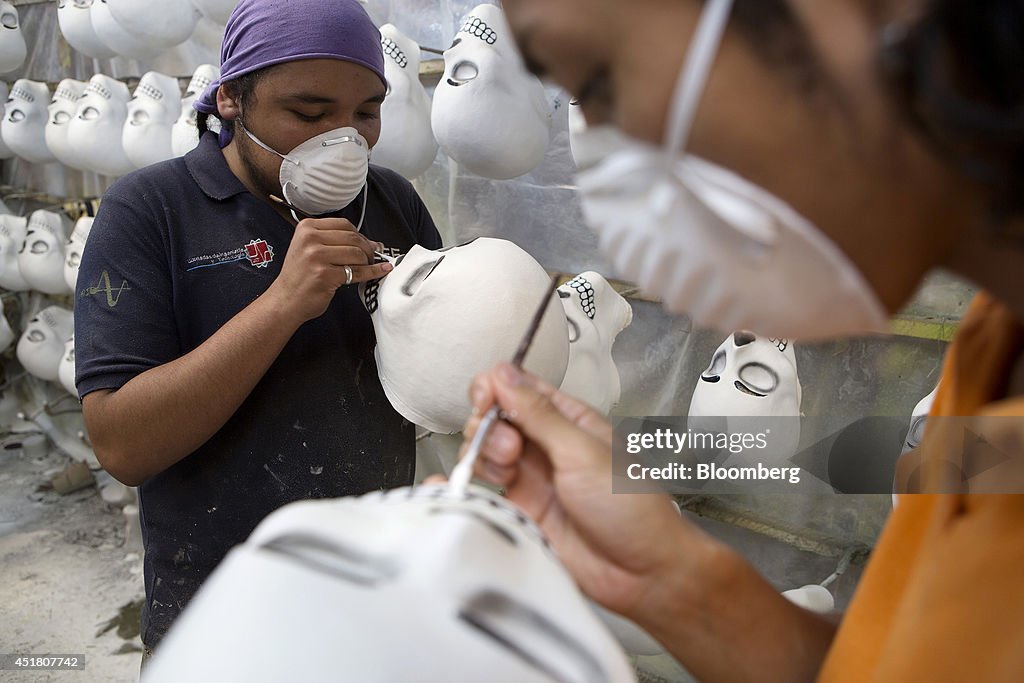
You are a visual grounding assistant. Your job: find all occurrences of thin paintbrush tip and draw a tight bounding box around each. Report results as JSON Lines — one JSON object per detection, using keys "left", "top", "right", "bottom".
{"left": 510, "top": 274, "right": 561, "bottom": 368}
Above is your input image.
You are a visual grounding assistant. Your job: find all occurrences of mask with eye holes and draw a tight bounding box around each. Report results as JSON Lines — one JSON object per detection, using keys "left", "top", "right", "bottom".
{"left": 64, "top": 217, "right": 93, "bottom": 292}
{"left": 144, "top": 483, "right": 637, "bottom": 683}
{"left": 0, "top": 214, "right": 29, "bottom": 291}
{"left": 16, "top": 305, "right": 73, "bottom": 382}
{"left": 0, "top": 1, "right": 26, "bottom": 74}
{"left": 122, "top": 71, "right": 183, "bottom": 170}
{"left": 46, "top": 79, "right": 89, "bottom": 170}
{"left": 18, "top": 210, "right": 72, "bottom": 296}
{"left": 171, "top": 64, "right": 221, "bottom": 157}
{"left": 359, "top": 238, "right": 570, "bottom": 434}
{"left": 2, "top": 80, "right": 57, "bottom": 165}
{"left": 68, "top": 74, "right": 135, "bottom": 177}
{"left": 431, "top": 3, "right": 552, "bottom": 179}
{"left": 57, "top": 0, "right": 117, "bottom": 59}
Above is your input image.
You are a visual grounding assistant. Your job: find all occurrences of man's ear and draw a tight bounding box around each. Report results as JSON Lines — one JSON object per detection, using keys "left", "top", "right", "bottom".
{"left": 216, "top": 84, "right": 241, "bottom": 122}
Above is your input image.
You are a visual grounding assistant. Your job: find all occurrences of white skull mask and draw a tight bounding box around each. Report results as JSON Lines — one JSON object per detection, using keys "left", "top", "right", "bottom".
{"left": 57, "top": 0, "right": 117, "bottom": 59}
{"left": 431, "top": 4, "right": 552, "bottom": 179}
{"left": 19, "top": 210, "right": 72, "bottom": 295}
{"left": 171, "top": 64, "right": 221, "bottom": 157}
{"left": 190, "top": 0, "right": 238, "bottom": 25}
{"left": 144, "top": 484, "right": 636, "bottom": 683}
{"left": 64, "top": 216, "right": 93, "bottom": 292}
{"left": 68, "top": 75, "right": 135, "bottom": 177}
{"left": 902, "top": 385, "right": 939, "bottom": 455}
{"left": 360, "top": 238, "right": 569, "bottom": 434}
{"left": 556, "top": 272, "right": 632, "bottom": 415}
{"left": 46, "top": 79, "right": 88, "bottom": 170}
{"left": 0, "top": 82, "right": 12, "bottom": 160}
{"left": 107, "top": 0, "right": 200, "bottom": 48}
{"left": 2, "top": 80, "right": 57, "bottom": 164}
{"left": 123, "top": 71, "right": 183, "bottom": 169}
{"left": 0, "top": 1, "right": 26, "bottom": 73}
{"left": 373, "top": 24, "right": 438, "bottom": 180}
{"left": 0, "top": 301, "right": 14, "bottom": 353}
{"left": 0, "top": 214, "right": 29, "bottom": 291}
{"left": 59, "top": 335, "right": 77, "bottom": 396}
{"left": 90, "top": 0, "right": 162, "bottom": 60}
{"left": 16, "top": 306, "right": 74, "bottom": 382}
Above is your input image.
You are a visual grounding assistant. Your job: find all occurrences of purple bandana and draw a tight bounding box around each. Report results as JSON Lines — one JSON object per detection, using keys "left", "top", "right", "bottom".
{"left": 194, "top": 0, "right": 386, "bottom": 145}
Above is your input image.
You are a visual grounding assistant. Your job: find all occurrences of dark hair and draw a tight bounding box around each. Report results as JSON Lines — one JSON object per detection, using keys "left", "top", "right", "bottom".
{"left": 881, "top": 0, "right": 1024, "bottom": 220}
{"left": 196, "top": 66, "right": 276, "bottom": 138}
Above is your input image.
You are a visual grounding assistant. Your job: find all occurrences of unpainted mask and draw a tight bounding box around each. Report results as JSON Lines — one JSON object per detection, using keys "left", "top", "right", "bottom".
{"left": 68, "top": 74, "right": 135, "bottom": 177}
{"left": 90, "top": 0, "right": 162, "bottom": 60}
{"left": 57, "top": 0, "right": 117, "bottom": 59}
{"left": 191, "top": 0, "right": 238, "bottom": 25}
{"left": 19, "top": 210, "right": 72, "bottom": 295}
{"left": 0, "top": 214, "right": 29, "bottom": 291}
{"left": 58, "top": 334, "right": 76, "bottom": 396}
{"left": 107, "top": 0, "right": 200, "bottom": 48}
{"left": 123, "top": 71, "right": 183, "bottom": 169}
{"left": 171, "top": 64, "right": 221, "bottom": 157}
{"left": 431, "top": 3, "right": 552, "bottom": 179}
{"left": 45, "top": 79, "right": 88, "bottom": 171}
{"left": 0, "top": 82, "right": 12, "bottom": 159}
{"left": 16, "top": 305, "right": 74, "bottom": 382}
{"left": 0, "top": 1, "right": 26, "bottom": 73}
{"left": 359, "top": 238, "right": 569, "bottom": 434}
{"left": 64, "top": 216, "right": 93, "bottom": 292}
{"left": 556, "top": 271, "right": 632, "bottom": 415}
{"left": 2, "top": 80, "right": 57, "bottom": 164}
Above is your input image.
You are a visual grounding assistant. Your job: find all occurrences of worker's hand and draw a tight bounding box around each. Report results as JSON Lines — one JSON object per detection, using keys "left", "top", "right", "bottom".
{"left": 268, "top": 216, "right": 391, "bottom": 324}
{"left": 460, "top": 363, "right": 712, "bottom": 627}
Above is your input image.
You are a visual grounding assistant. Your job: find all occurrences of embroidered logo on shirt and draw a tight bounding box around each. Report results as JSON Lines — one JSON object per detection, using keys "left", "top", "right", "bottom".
{"left": 245, "top": 239, "right": 274, "bottom": 268}
{"left": 81, "top": 270, "right": 131, "bottom": 307}
{"left": 186, "top": 238, "right": 276, "bottom": 272}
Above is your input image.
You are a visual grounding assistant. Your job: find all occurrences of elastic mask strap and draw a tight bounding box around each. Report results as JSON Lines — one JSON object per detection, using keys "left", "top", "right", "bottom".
{"left": 664, "top": 0, "right": 735, "bottom": 155}
{"left": 239, "top": 121, "right": 297, "bottom": 166}
{"left": 354, "top": 183, "right": 368, "bottom": 232}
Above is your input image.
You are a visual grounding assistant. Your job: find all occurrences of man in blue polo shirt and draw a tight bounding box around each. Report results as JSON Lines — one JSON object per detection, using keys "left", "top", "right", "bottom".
{"left": 74, "top": 0, "right": 441, "bottom": 654}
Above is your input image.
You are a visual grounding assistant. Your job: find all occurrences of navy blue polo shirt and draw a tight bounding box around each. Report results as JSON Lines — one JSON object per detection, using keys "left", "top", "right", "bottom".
{"left": 74, "top": 132, "right": 441, "bottom": 648}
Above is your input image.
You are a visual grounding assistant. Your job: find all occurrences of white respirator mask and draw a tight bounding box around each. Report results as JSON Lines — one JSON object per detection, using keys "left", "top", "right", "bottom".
{"left": 572, "top": 0, "right": 888, "bottom": 341}
{"left": 241, "top": 123, "right": 369, "bottom": 217}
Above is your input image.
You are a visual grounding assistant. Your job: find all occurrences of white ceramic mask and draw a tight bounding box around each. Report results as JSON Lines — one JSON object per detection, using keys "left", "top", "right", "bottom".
{"left": 64, "top": 216, "right": 93, "bottom": 292}
{"left": 902, "top": 385, "right": 938, "bottom": 455}
{"left": 16, "top": 306, "right": 74, "bottom": 382}
{"left": 58, "top": 335, "right": 77, "bottom": 396}
{"left": 171, "top": 64, "right": 221, "bottom": 157}
{"left": 90, "top": 0, "right": 162, "bottom": 60}
{"left": 3, "top": 80, "right": 57, "bottom": 164}
{"left": 144, "top": 484, "right": 636, "bottom": 683}
{"left": 360, "top": 238, "right": 569, "bottom": 434}
{"left": 107, "top": 0, "right": 200, "bottom": 49}
{"left": 556, "top": 272, "right": 632, "bottom": 415}
{"left": 0, "top": 303, "right": 14, "bottom": 353}
{"left": 0, "top": 1, "right": 26, "bottom": 73}
{"left": 190, "top": 0, "right": 238, "bottom": 25}
{"left": 0, "top": 82, "right": 12, "bottom": 159}
{"left": 431, "top": 4, "right": 552, "bottom": 179}
{"left": 373, "top": 24, "right": 438, "bottom": 180}
{"left": 0, "top": 214, "right": 29, "bottom": 291}
{"left": 19, "top": 210, "right": 72, "bottom": 295}
{"left": 46, "top": 79, "right": 88, "bottom": 170}
{"left": 57, "top": 0, "right": 117, "bottom": 59}
{"left": 68, "top": 74, "right": 135, "bottom": 177}
{"left": 123, "top": 71, "right": 183, "bottom": 169}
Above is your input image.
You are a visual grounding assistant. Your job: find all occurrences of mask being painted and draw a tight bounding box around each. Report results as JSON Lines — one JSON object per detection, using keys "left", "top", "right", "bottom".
{"left": 573, "top": 0, "right": 887, "bottom": 340}
{"left": 58, "top": 335, "right": 76, "bottom": 396}
{"left": 0, "top": 214, "right": 29, "bottom": 291}
{"left": 107, "top": 0, "right": 200, "bottom": 49}
{"left": 431, "top": 4, "right": 552, "bottom": 180}
{"left": 144, "top": 484, "right": 637, "bottom": 683}
{"left": 68, "top": 75, "right": 135, "bottom": 177}
{"left": 359, "top": 238, "right": 569, "bottom": 434}
{"left": 556, "top": 272, "right": 632, "bottom": 415}
{"left": 16, "top": 306, "right": 74, "bottom": 382}
{"left": 64, "top": 216, "right": 93, "bottom": 292}
{"left": 0, "top": 1, "right": 27, "bottom": 74}
{"left": 90, "top": 0, "right": 163, "bottom": 60}
{"left": 171, "top": 64, "right": 221, "bottom": 157}
{"left": 191, "top": 0, "right": 239, "bottom": 25}
{"left": 57, "top": 0, "right": 117, "bottom": 59}
{"left": 123, "top": 72, "right": 183, "bottom": 170}
{"left": 373, "top": 24, "right": 438, "bottom": 180}
{"left": 2, "top": 80, "right": 57, "bottom": 164}
{"left": 45, "top": 79, "right": 88, "bottom": 171}
{"left": 19, "top": 210, "right": 72, "bottom": 295}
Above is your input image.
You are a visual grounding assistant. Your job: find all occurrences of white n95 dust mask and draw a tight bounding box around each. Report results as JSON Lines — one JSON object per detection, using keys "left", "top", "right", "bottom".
{"left": 573, "top": 0, "right": 888, "bottom": 341}
{"left": 242, "top": 123, "right": 369, "bottom": 217}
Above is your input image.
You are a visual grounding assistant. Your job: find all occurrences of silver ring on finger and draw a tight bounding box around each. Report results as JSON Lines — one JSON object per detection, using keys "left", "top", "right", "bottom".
{"left": 344, "top": 265, "right": 353, "bottom": 286}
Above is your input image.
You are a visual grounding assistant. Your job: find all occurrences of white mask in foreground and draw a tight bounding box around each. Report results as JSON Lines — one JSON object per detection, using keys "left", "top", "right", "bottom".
{"left": 360, "top": 238, "right": 569, "bottom": 434}
{"left": 191, "top": 0, "right": 238, "bottom": 25}
{"left": 19, "top": 210, "right": 72, "bottom": 295}
{"left": 557, "top": 272, "right": 632, "bottom": 415}
{"left": 123, "top": 71, "right": 183, "bottom": 169}
{"left": 0, "top": 302, "right": 14, "bottom": 353}
{"left": 0, "top": 214, "right": 29, "bottom": 291}
{"left": 373, "top": 24, "right": 438, "bottom": 180}
{"left": 0, "top": 2, "right": 26, "bottom": 73}
{"left": 64, "top": 216, "right": 93, "bottom": 292}
{"left": 0, "top": 82, "right": 12, "bottom": 159}
{"left": 68, "top": 75, "right": 135, "bottom": 177}
{"left": 145, "top": 484, "right": 637, "bottom": 683}
{"left": 59, "top": 335, "right": 77, "bottom": 396}
{"left": 46, "top": 79, "right": 88, "bottom": 170}
{"left": 2, "top": 80, "right": 57, "bottom": 164}
{"left": 57, "top": 0, "right": 117, "bottom": 59}
{"left": 171, "top": 64, "right": 221, "bottom": 157}
{"left": 431, "top": 4, "right": 551, "bottom": 179}
{"left": 106, "top": 0, "right": 200, "bottom": 49}
{"left": 17, "top": 306, "right": 74, "bottom": 382}
{"left": 89, "top": 0, "right": 161, "bottom": 60}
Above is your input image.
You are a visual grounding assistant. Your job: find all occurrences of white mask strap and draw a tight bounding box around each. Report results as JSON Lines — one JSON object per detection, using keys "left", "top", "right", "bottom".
{"left": 664, "top": 0, "right": 735, "bottom": 155}
{"left": 240, "top": 121, "right": 297, "bottom": 166}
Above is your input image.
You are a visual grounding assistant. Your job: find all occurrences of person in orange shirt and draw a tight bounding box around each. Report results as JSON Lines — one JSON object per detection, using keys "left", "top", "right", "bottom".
{"left": 460, "top": 0, "right": 1024, "bottom": 681}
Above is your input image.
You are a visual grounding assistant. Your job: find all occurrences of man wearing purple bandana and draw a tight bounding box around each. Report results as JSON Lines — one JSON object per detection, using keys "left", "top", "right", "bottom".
{"left": 74, "top": 0, "right": 441, "bottom": 659}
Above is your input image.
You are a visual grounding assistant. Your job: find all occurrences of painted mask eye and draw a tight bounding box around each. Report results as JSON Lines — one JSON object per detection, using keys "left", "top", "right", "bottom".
{"left": 27, "top": 329, "right": 45, "bottom": 342}
{"left": 67, "top": 251, "right": 82, "bottom": 268}
{"left": 737, "top": 363, "right": 778, "bottom": 396}
{"left": 401, "top": 257, "right": 444, "bottom": 296}
{"left": 449, "top": 61, "right": 479, "bottom": 86}
{"left": 130, "top": 109, "right": 151, "bottom": 126}
{"left": 79, "top": 106, "right": 100, "bottom": 121}
{"left": 30, "top": 240, "right": 49, "bottom": 255}
{"left": 701, "top": 350, "right": 726, "bottom": 382}
{"left": 7, "top": 109, "right": 24, "bottom": 123}
{"left": 52, "top": 111, "right": 71, "bottom": 125}
{"left": 1, "top": 12, "right": 18, "bottom": 30}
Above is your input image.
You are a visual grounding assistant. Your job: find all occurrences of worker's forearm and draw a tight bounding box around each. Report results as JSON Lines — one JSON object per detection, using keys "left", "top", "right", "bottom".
{"left": 84, "top": 286, "right": 305, "bottom": 485}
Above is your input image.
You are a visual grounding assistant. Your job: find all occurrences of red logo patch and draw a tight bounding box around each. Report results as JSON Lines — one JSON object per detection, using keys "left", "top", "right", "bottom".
{"left": 245, "top": 239, "right": 274, "bottom": 268}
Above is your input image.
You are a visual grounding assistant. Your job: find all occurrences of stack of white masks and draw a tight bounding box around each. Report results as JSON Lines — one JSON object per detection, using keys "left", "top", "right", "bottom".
{"left": 171, "top": 64, "right": 221, "bottom": 157}
{"left": 3, "top": 80, "right": 57, "bottom": 164}
{"left": 46, "top": 79, "right": 89, "bottom": 170}
{"left": 191, "top": 0, "right": 239, "bottom": 25}
{"left": 64, "top": 216, "right": 93, "bottom": 293}
{"left": 123, "top": 71, "right": 183, "bottom": 169}
{"left": 90, "top": 0, "right": 162, "bottom": 60}
{"left": 373, "top": 24, "right": 438, "bottom": 180}
{"left": 0, "top": 214, "right": 29, "bottom": 291}
{"left": 431, "top": 4, "right": 552, "bottom": 179}
{"left": 58, "top": 0, "right": 118, "bottom": 59}
{"left": 17, "top": 306, "right": 74, "bottom": 383}
{"left": 0, "top": 1, "right": 26, "bottom": 73}
{"left": 19, "top": 210, "right": 73, "bottom": 295}
{"left": 68, "top": 74, "right": 135, "bottom": 177}
{"left": 106, "top": 0, "right": 200, "bottom": 50}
